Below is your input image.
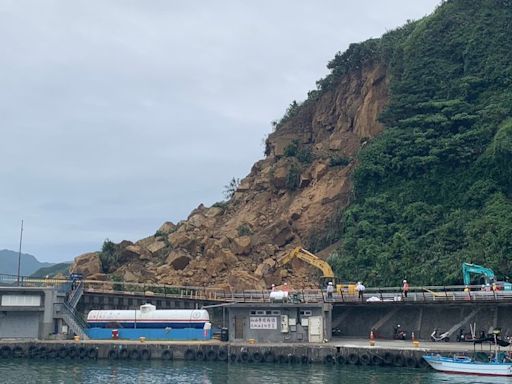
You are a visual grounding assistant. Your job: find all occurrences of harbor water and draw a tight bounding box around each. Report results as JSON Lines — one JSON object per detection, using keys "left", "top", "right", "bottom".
{"left": 0, "top": 359, "right": 506, "bottom": 384}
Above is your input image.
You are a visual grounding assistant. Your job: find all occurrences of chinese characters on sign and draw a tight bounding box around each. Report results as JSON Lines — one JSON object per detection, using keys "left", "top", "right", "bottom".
{"left": 250, "top": 316, "right": 278, "bottom": 330}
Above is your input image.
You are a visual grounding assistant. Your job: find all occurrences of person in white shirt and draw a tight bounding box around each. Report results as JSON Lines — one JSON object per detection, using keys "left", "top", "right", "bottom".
{"left": 356, "top": 281, "right": 365, "bottom": 301}
{"left": 326, "top": 282, "right": 334, "bottom": 300}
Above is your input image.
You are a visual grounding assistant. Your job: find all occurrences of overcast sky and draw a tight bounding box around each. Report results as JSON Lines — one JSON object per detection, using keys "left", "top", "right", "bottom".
{"left": 0, "top": 0, "right": 440, "bottom": 263}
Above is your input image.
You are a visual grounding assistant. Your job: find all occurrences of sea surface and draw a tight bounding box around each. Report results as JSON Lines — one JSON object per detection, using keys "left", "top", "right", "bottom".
{"left": 0, "top": 359, "right": 507, "bottom": 384}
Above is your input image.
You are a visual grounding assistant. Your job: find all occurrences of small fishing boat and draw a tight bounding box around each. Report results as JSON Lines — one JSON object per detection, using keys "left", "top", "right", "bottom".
{"left": 423, "top": 354, "right": 512, "bottom": 376}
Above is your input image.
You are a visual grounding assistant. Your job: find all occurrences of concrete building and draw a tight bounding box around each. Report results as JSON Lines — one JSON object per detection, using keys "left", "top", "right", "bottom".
{"left": 226, "top": 302, "right": 332, "bottom": 343}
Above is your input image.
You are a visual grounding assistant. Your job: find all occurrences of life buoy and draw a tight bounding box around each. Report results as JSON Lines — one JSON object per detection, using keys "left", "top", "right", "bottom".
{"left": 68, "top": 347, "right": 78, "bottom": 359}
{"left": 336, "top": 355, "right": 345, "bottom": 365}
{"left": 251, "top": 351, "right": 263, "bottom": 363}
{"left": 301, "top": 355, "right": 310, "bottom": 364}
{"left": 263, "top": 351, "right": 274, "bottom": 363}
{"left": 120, "top": 349, "right": 129, "bottom": 360}
{"left": 141, "top": 349, "right": 151, "bottom": 361}
{"left": 57, "top": 347, "right": 67, "bottom": 359}
{"left": 108, "top": 350, "right": 119, "bottom": 360}
{"left": 161, "top": 350, "right": 173, "bottom": 361}
{"left": 206, "top": 350, "right": 218, "bottom": 361}
{"left": 129, "top": 349, "right": 141, "bottom": 361}
{"left": 88, "top": 348, "right": 98, "bottom": 360}
{"left": 0, "top": 346, "right": 12, "bottom": 359}
{"left": 406, "top": 356, "right": 417, "bottom": 368}
{"left": 324, "top": 354, "right": 335, "bottom": 364}
{"left": 218, "top": 350, "right": 228, "bottom": 362}
{"left": 360, "top": 353, "right": 371, "bottom": 365}
{"left": 347, "top": 353, "right": 359, "bottom": 365}
{"left": 393, "top": 354, "right": 404, "bottom": 367}
{"left": 195, "top": 350, "right": 205, "bottom": 361}
{"left": 240, "top": 351, "right": 249, "bottom": 363}
{"left": 184, "top": 349, "right": 195, "bottom": 361}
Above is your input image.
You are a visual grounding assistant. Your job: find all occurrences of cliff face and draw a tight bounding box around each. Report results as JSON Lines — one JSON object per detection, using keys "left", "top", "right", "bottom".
{"left": 71, "top": 61, "right": 389, "bottom": 289}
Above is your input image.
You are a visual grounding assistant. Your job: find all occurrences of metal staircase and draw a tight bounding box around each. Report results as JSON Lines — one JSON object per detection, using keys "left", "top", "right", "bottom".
{"left": 60, "top": 280, "right": 89, "bottom": 339}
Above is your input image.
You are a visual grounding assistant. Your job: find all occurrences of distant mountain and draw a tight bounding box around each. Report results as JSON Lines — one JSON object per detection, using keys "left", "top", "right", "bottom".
{"left": 0, "top": 249, "right": 54, "bottom": 276}
{"left": 30, "top": 263, "right": 71, "bottom": 278}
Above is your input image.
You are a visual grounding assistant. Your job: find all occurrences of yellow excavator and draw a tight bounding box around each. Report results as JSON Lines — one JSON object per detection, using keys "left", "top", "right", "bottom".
{"left": 276, "top": 247, "right": 353, "bottom": 294}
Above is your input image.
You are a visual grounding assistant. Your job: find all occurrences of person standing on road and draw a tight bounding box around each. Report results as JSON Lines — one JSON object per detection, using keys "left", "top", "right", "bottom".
{"left": 402, "top": 279, "right": 409, "bottom": 298}
{"left": 356, "top": 281, "right": 365, "bottom": 301}
{"left": 326, "top": 282, "right": 334, "bottom": 300}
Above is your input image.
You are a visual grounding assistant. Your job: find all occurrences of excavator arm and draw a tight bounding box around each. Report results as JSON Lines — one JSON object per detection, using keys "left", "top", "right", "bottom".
{"left": 462, "top": 262, "right": 495, "bottom": 285}
{"left": 277, "top": 247, "right": 335, "bottom": 279}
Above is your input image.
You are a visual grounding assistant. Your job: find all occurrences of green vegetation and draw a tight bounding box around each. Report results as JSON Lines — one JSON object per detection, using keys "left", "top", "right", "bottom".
{"left": 284, "top": 140, "right": 314, "bottom": 164}
{"left": 310, "top": 0, "right": 512, "bottom": 286}
{"left": 286, "top": 163, "right": 301, "bottom": 191}
{"left": 30, "top": 262, "right": 70, "bottom": 278}
{"left": 237, "top": 224, "right": 253, "bottom": 237}
{"left": 223, "top": 177, "right": 240, "bottom": 200}
{"left": 99, "top": 239, "right": 119, "bottom": 273}
{"left": 329, "top": 155, "right": 351, "bottom": 167}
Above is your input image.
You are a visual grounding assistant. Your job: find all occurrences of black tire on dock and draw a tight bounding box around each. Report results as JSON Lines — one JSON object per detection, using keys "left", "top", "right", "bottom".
{"left": 229, "top": 353, "right": 238, "bottom": 363}
{"left": 418, "top": 356, "right": 429, "bottom": 369}
{"left": 301, "top": 355, "right": 310, "bottom": 364}
{"left": 263, "top": 351, "right": 274, "bottom": 363}
{"left": 393, "top": 354, "right": 404, "bottom": 367}
{"left": 277, "top": 354, "right": 288, "bottom": 364}
{"left": 129, "top": 349, "right": 141, "bottom": 361}
{"left": 120, "top": 349, "right": 129, "bottom": 360}
{"left": 252, "top": 351, "right": 263, "bottom": 363}
{"left": 184, "top": 349, "right": 195, "bottom": 361}
{"left": 371, "top": 354, "right": 382, "bottom": 366}
{"left": 12, "top": 346, "right": 24, "bottom": 358}
{"left": 336, "top": 355, "right": 345, "bottom": 365}
{"left": 141, "top": 349, "right": 151, "bottom": 361}
{"left": 195, "top": 350, "right": 205, "bottom": 361}
{"left": 383, "top": 352, "right": 393, "bottom": 366}
{"left": 324, "top": 355, "right": 335, "bottom": 365}
{"left": 28, "top": 345, "right": 38, "bottom": 359}
{"left": 78, "top": 347, "right": 88, "bottom": 359}
{"left": 88, "top": 348, "right": 98, "bottom": 360}
{"left": 108, "top": 349, "right": 119, "bottom": 360}
{"left": 68, "top": 347, "right": 78, "bottom": 359}
{"left": 47, "top": 349, "right": 58, "bottom": 359}
{"left": 161, "top": 350, "right": 173, "bottom": 361}
{"left": 290, "top": 354, "right": 299, "bottom": 364}
{"left": 347, "top": 353, "right": 359, "bottom": 365}
{"left": 240, "top": 351, "right": 250, "bottom": 363}
{"left": 57, "top": 347, "right": 67, "bottom": 359}
{"left": 0, "top": 346, "right": 12, "bottom": 359}
{"left": 38, "top": 346, "right": 48, "bottom": 359}
{"left": 359, "top": 353, "right": 371, "bottom": 365}
{"left": 406, "top": 356, "right": 417, "bottom": 368}
{"left": 206, "top": 350, "right": 218, "bottom": 361}
{"left": 217, "top": 350, "right": 228, "bottom": 362}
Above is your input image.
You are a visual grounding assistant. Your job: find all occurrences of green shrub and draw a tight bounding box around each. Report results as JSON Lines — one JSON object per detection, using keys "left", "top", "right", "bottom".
{"left": 329, "top": 155, "right": 351, "bottom": 167}
{"left": 100, "top": 239, "right": 119, "bottom": 273}
{"left": 286, "top": 164, "right": 301, "bottom": 191}
{"left": 237, "top": 224, "right": 252, "bottom": 237}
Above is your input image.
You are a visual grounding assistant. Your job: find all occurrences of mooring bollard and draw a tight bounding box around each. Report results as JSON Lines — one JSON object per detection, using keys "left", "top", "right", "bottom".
{"left": 412, "top": 332, "right": 420, "bottom": 348}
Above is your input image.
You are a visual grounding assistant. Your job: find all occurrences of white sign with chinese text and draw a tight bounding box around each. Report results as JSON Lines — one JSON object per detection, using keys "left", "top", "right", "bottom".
{"left": 250, "top": 316, "right": 278, "bottom": 330}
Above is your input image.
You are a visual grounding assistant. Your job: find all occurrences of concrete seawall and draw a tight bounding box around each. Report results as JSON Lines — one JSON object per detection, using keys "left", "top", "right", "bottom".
{"left": 0, "top": 338, "right": 495, "bottom": 368}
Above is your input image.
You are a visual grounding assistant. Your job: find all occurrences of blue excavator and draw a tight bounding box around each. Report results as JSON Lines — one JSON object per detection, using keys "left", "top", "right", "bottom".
{"left": 462, "top": 262, "right": 512, "bottom": 290}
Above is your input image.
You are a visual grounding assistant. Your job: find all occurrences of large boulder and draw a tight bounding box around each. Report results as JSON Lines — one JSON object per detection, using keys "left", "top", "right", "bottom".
{"left": 166, "top": 249, "right": 192, "bottom": 270}
{"left": 227, "top": 270, "right": 265, "bottom": 291}
{"left": 157, "top": 221, "right": 176, "bottom": 235}
{"left": 70, "top": 252, "right": 102, "bottom": 276}
{"left": 231, "top": 236, "right": 252, "bottom": 255}
{"left": 254, "top": 258, "right": 276, "bottom": 278}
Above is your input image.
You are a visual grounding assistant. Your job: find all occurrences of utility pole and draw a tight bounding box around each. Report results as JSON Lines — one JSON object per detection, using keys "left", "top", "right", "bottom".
{"left": 16, "top": 220, "right": 24, "bottom": 287}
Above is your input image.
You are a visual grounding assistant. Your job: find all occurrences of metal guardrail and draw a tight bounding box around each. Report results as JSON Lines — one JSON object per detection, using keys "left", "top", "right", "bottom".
{"left": 2, "top": 273, "right": 511, "bottom": 304}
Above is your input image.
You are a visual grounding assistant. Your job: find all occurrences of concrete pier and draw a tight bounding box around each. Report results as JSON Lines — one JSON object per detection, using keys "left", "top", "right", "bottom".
{"left": 0, "top": 338, "right": 499, "bottom": 368}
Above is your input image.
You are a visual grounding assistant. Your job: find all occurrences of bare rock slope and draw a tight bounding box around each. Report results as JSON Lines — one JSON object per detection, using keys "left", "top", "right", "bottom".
{"left": 71, "top": 62, "right": 389, "bottom": 290}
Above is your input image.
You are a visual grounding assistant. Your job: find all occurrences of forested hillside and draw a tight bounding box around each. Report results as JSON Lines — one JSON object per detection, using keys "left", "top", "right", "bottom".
{"left": 328, "top": 0, "right": 512, "bottom": 285}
